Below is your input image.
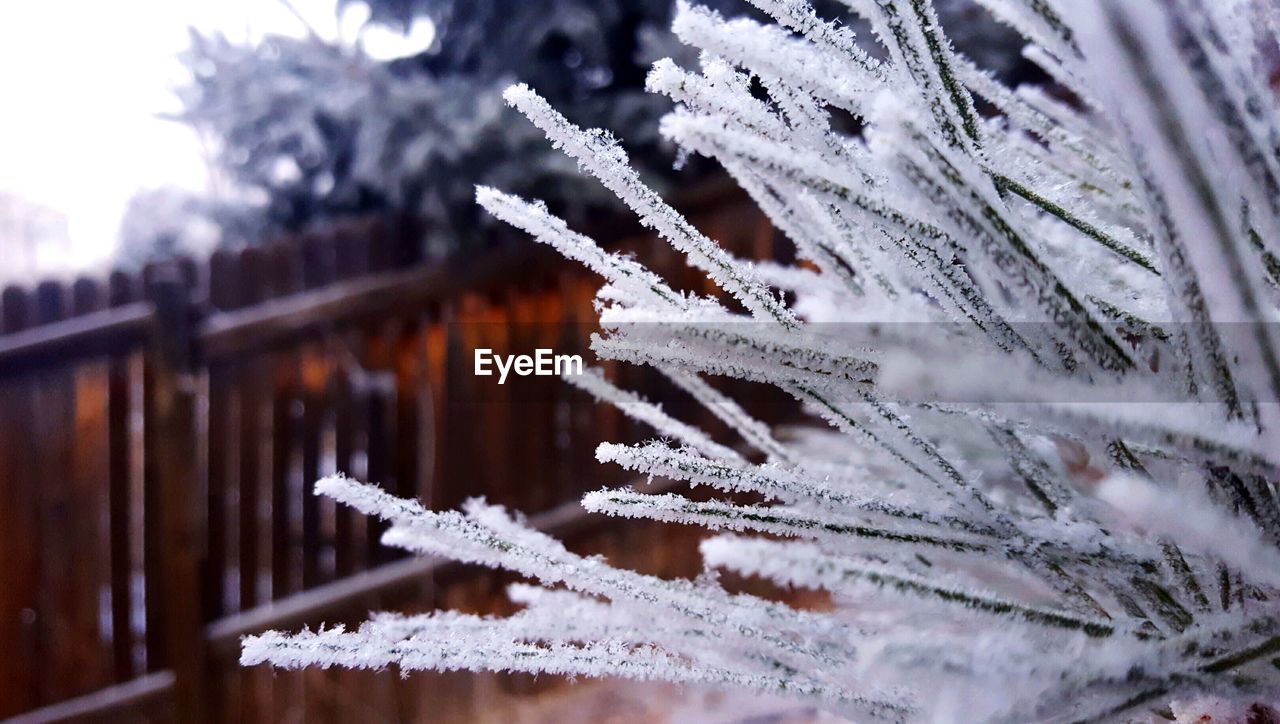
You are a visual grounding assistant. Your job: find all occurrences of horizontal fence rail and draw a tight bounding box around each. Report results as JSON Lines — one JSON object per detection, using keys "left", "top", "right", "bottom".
{"left": 0, "top": 301, "right": 153, "bottom": 376}
{"left": 0, "top": 186, "right": 783, "bottom": 722}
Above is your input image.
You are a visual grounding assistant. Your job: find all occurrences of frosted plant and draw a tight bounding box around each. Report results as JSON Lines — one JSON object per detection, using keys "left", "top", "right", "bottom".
{"left": 242, "top": 0, "right": 1280, "bottom": 721}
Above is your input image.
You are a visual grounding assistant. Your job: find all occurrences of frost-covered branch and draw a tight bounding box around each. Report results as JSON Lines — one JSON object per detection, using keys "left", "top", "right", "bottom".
{"left": 246, "top": 1, "right": 1280, "bottom": 718}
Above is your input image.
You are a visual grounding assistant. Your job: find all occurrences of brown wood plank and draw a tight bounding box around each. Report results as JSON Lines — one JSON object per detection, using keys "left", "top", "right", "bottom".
{"left": 0, "top": 287, "right": 40, "bottom": 718}
{"left": 237, "top": 247, "right": 268, "bottom": 611}
{"left": 298, "top": 237, "right": 331, "bottom": 591}
{"left": 7, "top": 670, "right": 174, "bottom": 723}
{"left": 560, "top": 271, "right": 592, "bottom": 503}
{"left": 331, "top": 369, "right": 357, "bottom": 577}
{"left": 267, "top": 218, "right": 303, "bottom": 724}
{"left": 136, "top": 263, "right": 165, "bottom": 670}
{"left": 0, "top": 302, "right": 151, "bottom": 375}
{"left": 1, "top": 285, "right": 31, "bottom": 332}
{"left": 232, "top": 248, "right": 269, "bottom": 721}
{"left": 300, "top": 230, "right": 338, "bottom": 290}
{"left": 439, "top": 300, "right": 468, "bottom": 512}
{"left": 267, "top": 238, "right": 303, "bottom": 300}
{"left": 363, "top": 373, "right": 393, "bottom": 565}
{"left": 270, "top": 364, "right": 297, "bottom": 599}
{"left": 533, "top": 282, "right": 564, "bottom": 514}
{"left": 455, "top": 295, "right": 487, "bottom": 506}
{"left": 199, "top": 185, "right": 744, "bottom": 363}
{"left": 334, "top": 223, "right": 370, "bottom": 280}
{"left": 68, "top": 280, "right": 112, "bottom": 699}
{"left": 421, "top": 310, "right": 446, "bottom": 512}
{"left": 106, "top": 272, "right": 138, "bottom": 683}
{"left": 199, "top": 245, "right": 562, "bottom": 360}
{"left": 504, "top": 288, "right": 532, "bottom": 513}
{"left": 300, "top": 359, "right": 323, "bottom": 589}
{"left": 479, "top": 297, "right": 511, "bottom": 505}
{"left": 268, "top": 239, "right": 302, "bottom": 600}
{"left": 143, "top": 271, "right": 208, "bottom": 723}
{"left": 33, "top": 281, "right": 78, "bottom": 706}
{"left": 204, "top": 250, "right": 242, "bottom": 622}
{"left": 366, "top": 217, "right": 392, "bottom": 273}
{"left": 298, "top": 356, "right": 330, "bottom": 724}
{"left": 205, "top": 363, "right": 233, "bottom": 621}
{"left": 237, "top": 359, "right": 266, "bottom": 609}
{"left": 394, "top": 322, "right": 421, "bottom": 508}
{"left": 137, "top": 315, "right": 163, "bottom": 674}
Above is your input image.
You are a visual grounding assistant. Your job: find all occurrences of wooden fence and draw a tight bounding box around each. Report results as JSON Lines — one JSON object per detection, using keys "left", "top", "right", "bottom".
{"left": 0, "top": 187, "right": 779, "bottom": 722}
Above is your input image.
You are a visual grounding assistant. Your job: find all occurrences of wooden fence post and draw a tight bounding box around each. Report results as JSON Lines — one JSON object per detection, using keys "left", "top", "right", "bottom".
{"left": 144, "top": 269, "right": 209, "bottom": 723}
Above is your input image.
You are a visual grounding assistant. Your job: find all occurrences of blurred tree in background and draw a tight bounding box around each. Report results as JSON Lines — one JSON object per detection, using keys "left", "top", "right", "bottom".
{"left": 165, "top": 0, "right": 722, "bottom": 259}
{"left": 122, "top": 0, "right": 1032, "bottom": 263}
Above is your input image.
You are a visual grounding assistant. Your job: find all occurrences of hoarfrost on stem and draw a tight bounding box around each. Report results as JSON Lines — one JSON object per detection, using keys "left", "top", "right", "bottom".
{"left": 244, "top": 0, "right": 1280, "bottom": 720}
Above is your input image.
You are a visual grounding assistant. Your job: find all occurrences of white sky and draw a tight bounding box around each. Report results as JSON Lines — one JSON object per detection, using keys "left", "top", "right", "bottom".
{"left": 0, "top": 1, "right": 432, "bottom": 276}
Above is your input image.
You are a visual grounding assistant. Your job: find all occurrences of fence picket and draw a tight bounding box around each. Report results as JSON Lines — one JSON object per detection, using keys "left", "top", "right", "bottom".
{"left": 68, "top": 278, "right": 112, "bottom": 698}
{"left": 33, "top": 281, "right": 80, "bottom": 705}
{"left": 0, "top": 286, "right": 39, "bottom": 717}
{"left": 106, "top": 271, "right": 138, "bottom": 683}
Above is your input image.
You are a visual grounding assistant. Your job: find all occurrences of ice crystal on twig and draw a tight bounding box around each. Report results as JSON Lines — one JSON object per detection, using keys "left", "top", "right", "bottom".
{"left": 245, "top": 1, "right": 1280, "bottom": 720}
